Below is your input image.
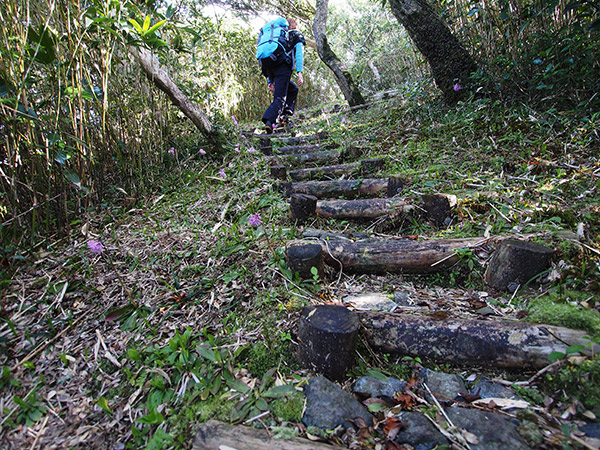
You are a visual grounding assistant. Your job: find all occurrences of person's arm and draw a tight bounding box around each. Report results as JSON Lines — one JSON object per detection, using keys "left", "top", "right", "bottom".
{"left": 295, "top": 42, "right": 304, "bottom": 86}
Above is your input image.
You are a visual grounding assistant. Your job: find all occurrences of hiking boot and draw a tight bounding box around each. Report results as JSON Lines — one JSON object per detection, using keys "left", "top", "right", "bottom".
{"left": 264, "top": 121, "right": 273, "bottom": 134}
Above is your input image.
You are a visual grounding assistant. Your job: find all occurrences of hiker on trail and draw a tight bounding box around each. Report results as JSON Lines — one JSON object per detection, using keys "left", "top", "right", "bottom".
{"left": 256, "top": 17, "right": 305, "bottom": 134}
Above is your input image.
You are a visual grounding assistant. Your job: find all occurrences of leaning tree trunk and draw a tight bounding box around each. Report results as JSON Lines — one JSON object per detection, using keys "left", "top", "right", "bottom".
{"left": 129, "top": 46, "right": 212, "bottom": 134}
{"left": 313, "top": 0, "right": 366, "bottom": 107}
{"left": 387, "top": 0, "right": 478, "bottom": 104}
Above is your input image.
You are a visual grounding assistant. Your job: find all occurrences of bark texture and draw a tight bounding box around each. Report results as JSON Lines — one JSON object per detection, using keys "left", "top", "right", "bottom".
{"left": 313, "top": 0, "right": 366, "bottom": 107}
{"left": 387, "top": 0, "right": 478, "bottom": 104}
{"left": 360, "top": 311, "right": 600, "bottom": 369}
{"left": 194, "top": 420, "right": 338, "bottom": 450}
{"left": 130, "top": 46, "right": 212, "bottom": 133}
{"left": 288, "top": 237, "right": 487, "bottom": 274}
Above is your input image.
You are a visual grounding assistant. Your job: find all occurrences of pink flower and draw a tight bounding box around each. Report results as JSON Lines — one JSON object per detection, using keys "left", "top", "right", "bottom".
{"left": 247, "top": 147, "right": 256, "bottom": 153}
{"left": 168, "top": 147, "right": 175, "bottom": 155}
{"left": 219, "top": 169, "right": 226, "bottom": 178}
{"left": 87, "top": 240, "right": 104, "bottom": 255}
{"left": 248, "top": 213, "right": 263, "bottom": 227}
{"left": 199, "top": 148, "right": 206, "bottom": 155}
{"left": 231, "top": 116, "right": 239, "bottom": 126}
{"left": 453, "top": 83, "right": 462, "bottom": 92}
{"left": 235, "top": 144, "right": 240, "bottom": 153}
{"left": 342, "top": 117, "right": 347, "bottom": 124}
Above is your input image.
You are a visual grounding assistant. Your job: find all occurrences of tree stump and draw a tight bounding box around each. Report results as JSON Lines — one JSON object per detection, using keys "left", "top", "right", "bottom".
{"left": 297, "top": 305, "right": 360, "bottom": 381}
{"left": 422, "top": 194, "right": 456, "bottom": 227}
{"left": 360, "top": 158, "right": 385, "bottom": 175}
{"left": 290, "top": 194, "right": 317, "bottom": 223}
{"left": 270, "top": 165, "right": 287, "bottom": 180}
{"left": 485, "top": 239, "right": 554, "bottom": 291}
{"left": 286, "top": 244, "right": 324, "bottom": 279}
{"left": 387, "top": 177, "right": 404, "bottom": 196}
{"left": 259, "top": 137, "right": 272, "bottom": 155}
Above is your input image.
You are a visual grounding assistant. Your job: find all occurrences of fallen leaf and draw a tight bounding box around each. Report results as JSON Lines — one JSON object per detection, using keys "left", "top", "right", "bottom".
{"left": 461, "top": 429, "right": 480, "bottom": 444}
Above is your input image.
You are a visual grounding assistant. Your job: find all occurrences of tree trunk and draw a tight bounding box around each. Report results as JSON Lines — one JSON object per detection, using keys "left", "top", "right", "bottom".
{"left": 313, "top": 0, "right": 366, "bottom": 107}
{"left": 129, "top": 46, "right": 212, "bottom": 134}
{"left": 387, "top": 0, "right": 478, "bottom": 104}
{"left": 359, "top": 311, "right": 600, "bottom": 369}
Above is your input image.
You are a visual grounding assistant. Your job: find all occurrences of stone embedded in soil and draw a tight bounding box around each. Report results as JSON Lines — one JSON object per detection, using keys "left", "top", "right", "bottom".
{"left": 302, "top": 376, "right": 374, "bottom": 430}
{"left": 580, "top": 422, "right": 600, "bottom": 438}
{"left": 353, "top": 375, "right": 407, "bottom": 398}
{"left": 469, "top": 377, "right": 519, "bottom": 400}
{"left": 393, "top": 411, "right": 449, "bottom": 450}
{"left": 445, "top": 407, "right": 533, "bottom": 450}
{"left": 422, "top": 369, "right": 468, "bottom": 402}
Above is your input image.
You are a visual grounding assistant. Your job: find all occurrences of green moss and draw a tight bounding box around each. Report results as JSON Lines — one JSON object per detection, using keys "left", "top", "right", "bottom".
{"left": 246, "top": 341, "right": 300, "bottom": 378}
{"left": 270, "top": 391, "right": 304, "bottom": 422}
{"left": 543, "top": 358, "right": 600, "bottom": 409}
{"left": 527, "top": 290, "right": 600, "bottom": 336}
{"left": 176, "top": 395, "right": 236, "bottom": 423}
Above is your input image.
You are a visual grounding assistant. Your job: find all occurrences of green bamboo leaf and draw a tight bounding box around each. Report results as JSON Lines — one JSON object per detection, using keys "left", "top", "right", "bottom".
{"left": 548, "top": 351, "right": 565, "bottom": 361}
{"left": 366, "top": 369, "right": 388, "bottom": 381}
{"left": 262, "top": 384, "right": 295, "bottom": 398}
{"left": 146, "top": 19, "right": 167, "bottom": 36}
{"left": 128, "top": 18, "right": 143, "bottom": 33}
{"left": 64, "top": 169, "right": 81, "bottom": 188}
{"left": 96, "top": 396, "right": 112, "bottom": 414}
{"left": 143, "top": 15, "right": 151, "bottom": 33}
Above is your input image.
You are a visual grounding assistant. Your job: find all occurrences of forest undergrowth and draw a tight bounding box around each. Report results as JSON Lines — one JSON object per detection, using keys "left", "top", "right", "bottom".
{"left": 1, "top": 94, "right": 600, "bottom": 449}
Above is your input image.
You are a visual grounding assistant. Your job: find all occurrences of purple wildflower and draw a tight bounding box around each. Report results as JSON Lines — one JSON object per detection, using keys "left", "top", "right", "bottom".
{"left": 248, "top": 213, "right": 263, "bottom": 227}
{"left": 168, "top": 147, "right": 175, "bottom": 155}
{"left": 232, "top": 116, "right": 239, "bottom": 126}
{"left": 453, "top": 83, "right": 462, "bottom": 92}
{"left": 219, "top": 169, "right": 226, "bottom": 178}
{"left": 247, "top": 146, "right": 256, "bottom": 153}
{"left": 199, "top": 148, "right": 206, "bottom": 155}
{"left": 87, "top": 240, "right": 104, "bottom": 255}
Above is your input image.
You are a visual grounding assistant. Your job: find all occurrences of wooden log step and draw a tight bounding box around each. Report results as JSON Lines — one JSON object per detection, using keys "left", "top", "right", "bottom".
{"left": 286, "top": 158, "right": 385, "bottom": 181}
{"left": 275, "top": 143, "right": 322, "bottom": 155}
{"left": 290, "top": 195, "right": 414, "bottom": 221}
{"left": 243, "top": 130, "right": 328, "bottom": 143}
{"left": 282, "top": 177, "right": 403, "bottom": 199}
{"left": 286, "top": 236, "right": 488, "bottom": 274}
{"left": 269, "top": 150, "right": 341, "bottom": 167}
{"left": 359, "top": 311, "right": 600, "bottom": 369}
{"left": 317, "top": 198, "right": 414, "bottom": 219}
{"left": 193, "top": 420, "right": 338, "bottom": 450}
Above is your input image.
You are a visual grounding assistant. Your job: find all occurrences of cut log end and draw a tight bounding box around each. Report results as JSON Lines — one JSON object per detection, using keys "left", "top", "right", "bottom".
{"left": 271, "top": 165, "right": 287, "bottom": 180}
{"left": 387, "top": 177, "right": 404, "bottom": 197}
{"left": 290, "top": 193, "right": 317, "bottom": 223}
{"left": 421, "top": 194, "right": 454, "bottom": 227}
{"left": 360, "top": 158, "right": 385, "bottom": 175}
{"left": 297, "top": 305, "right": 360, "bottom": 381}
{"left": 286, "top": 244, "right": 324, "bottom": 279}
{"left": 486, "top": 239, "right": 554, "bottom": 291}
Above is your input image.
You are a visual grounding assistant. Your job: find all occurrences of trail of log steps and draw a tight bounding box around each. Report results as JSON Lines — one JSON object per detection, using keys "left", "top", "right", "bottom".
{"left": 254, "top": 128, "right": 565, "bottom": 366}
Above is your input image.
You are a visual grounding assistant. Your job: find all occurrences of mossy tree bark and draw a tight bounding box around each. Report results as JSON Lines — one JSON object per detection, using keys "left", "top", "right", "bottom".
{"left": 313, "top": 0, "right": 366, "bottom": 107}
{"left": 387, "top": 0, "right": 478, "bottom": 104}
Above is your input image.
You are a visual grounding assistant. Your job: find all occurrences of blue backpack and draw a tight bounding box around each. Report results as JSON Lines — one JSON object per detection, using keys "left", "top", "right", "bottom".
{"left": 256, "top": 18, "right": 290, "bottom": 60}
